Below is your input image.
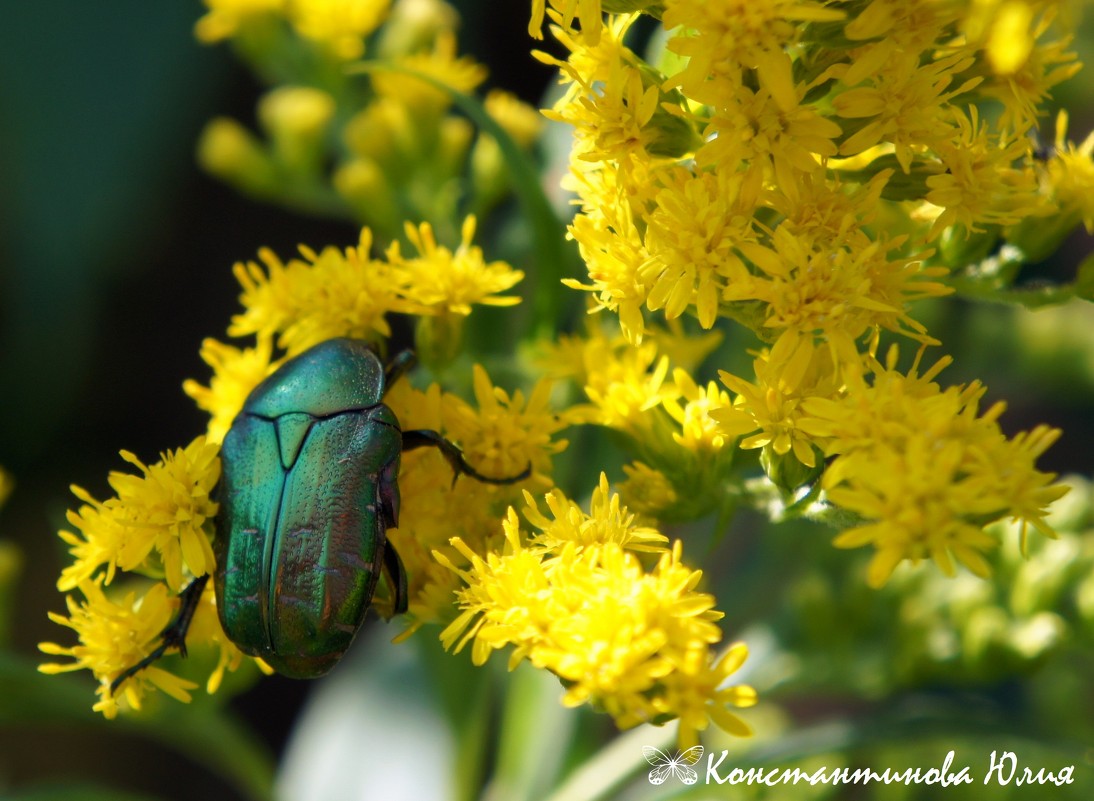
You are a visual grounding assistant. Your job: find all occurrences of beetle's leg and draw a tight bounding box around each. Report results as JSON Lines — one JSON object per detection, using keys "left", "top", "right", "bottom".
{"left": 381, "top": 542, "right": 409, "bottom": 615}
{"left": 401, "top": 429, "right": 531, "bottom": 485}
{"left": 109, "top": 574, "right": 210, "bottom": 695}
{"left": 384, "top": 350, "right": 416, "bottom": 387}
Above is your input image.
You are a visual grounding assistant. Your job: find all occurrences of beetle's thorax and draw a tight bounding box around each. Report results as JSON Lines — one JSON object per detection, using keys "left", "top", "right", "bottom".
{"left": 244, "top": 339, "right": 387, "bottom": 418}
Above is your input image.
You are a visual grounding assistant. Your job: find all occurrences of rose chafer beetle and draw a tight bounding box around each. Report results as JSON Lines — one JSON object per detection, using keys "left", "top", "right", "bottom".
{"left": 113, "top": 338, "right": 527, "bottom": 689}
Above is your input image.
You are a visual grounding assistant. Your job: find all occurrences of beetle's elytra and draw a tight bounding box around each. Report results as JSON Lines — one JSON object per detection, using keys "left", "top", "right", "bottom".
{"left": 216, "top": 339, "right": 404, "bottom": 678}
{"left": 112, "top": 338, "right": 528, "bottom": 691}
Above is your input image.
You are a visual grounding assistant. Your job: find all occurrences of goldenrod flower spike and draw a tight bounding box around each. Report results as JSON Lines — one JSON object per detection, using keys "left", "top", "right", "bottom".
{"left": 439, "top": 479, "right": 755, "bottom": 743}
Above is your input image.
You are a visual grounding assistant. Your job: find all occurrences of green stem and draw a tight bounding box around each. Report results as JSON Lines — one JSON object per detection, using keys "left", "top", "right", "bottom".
{"left": 486, "top": 664, "right": 575, "bottom": 801}
{"left": 541, "top": 723, "right": 678, "bottom": 801}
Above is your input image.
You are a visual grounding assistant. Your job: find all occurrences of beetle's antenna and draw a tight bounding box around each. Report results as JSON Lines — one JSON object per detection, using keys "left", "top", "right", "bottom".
{"left": 401, "top": 429, "right": 531, "bottom": 485}
{"left": 109, "top": 574, "right": 210, "bottom": 696}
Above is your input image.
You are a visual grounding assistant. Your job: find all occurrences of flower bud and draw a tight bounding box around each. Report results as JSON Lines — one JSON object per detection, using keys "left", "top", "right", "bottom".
{"left": 258, "top": 86, "right": 336, "bottom": 174}
{"left": 197, "top": 117, "right": 278, "bottom": 196}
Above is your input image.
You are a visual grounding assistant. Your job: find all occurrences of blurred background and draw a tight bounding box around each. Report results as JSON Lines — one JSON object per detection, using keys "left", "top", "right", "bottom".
{"left": 1, "top": 2, "right": 1092, "bottom": 800}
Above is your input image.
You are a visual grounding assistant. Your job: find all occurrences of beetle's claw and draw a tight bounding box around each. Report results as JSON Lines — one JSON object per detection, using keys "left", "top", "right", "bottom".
{"left": 402, "top": 429, "right": 531, "bottom": 486}
{"left": 456, "top": 458, "right": 532, "bottom": 486}
{"left": 108, "top": 574, "right": 210, "bottom": 696}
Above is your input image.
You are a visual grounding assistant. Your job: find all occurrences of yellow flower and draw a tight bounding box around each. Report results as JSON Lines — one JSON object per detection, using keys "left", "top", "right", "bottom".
{"left": 798, "top": 347, "right": 1069, "bottom": 586}
{"left": 579, "top": 329, "right": 677, "bottom": 438}
{"left": 484, "top": 89, "right": 543, "bottom": 148}
{"left": 722, "top": 224, "right": 949, "bottom": 361}
{"left": 57, "top": 438, "right": 221, "bottom": 594}
{"left": 767, "top": 166, "right": 893, "bottom": 253}
{"left": 388, "top": 216, "right": 524, "bottom": 316}
{"left": 288, "top": 0, "right": 392, "bottom": 59}
{"left": 39, "top": 580, "right": 198, "bottom": 718}
{"left": 642, "top": 166, "right": 764, "bottom": 329}
{"left": 657, "top": 642, "right": 757, "bottom": 749}
{"left": 1045, "top": 110, "right": 1094, "bottom": 232}
{"left": 543, "top": 59, "right": 660, "bottom": 166}
{"left": 618, "top": 461, "right": 679, "bottom": 517}
{"left": 714, "top": 335, "right": 842, "bottom": 469}
{"left": 529, "top": 0, "right": 606, "bottom": 44}
{"left": 39, "top": 578, "right": 250, "bottom": 717}
{"left": 663, "top": 369, "right": 732, "bottom": 452}
{"left": 663, "top": 0, "right": 844, "bottom": 110}
{"left": 382, "top": 377, "right": 518, "bottom": 630}
{"left": 520, "top": 472, "right": 668, "bottom": 552}
{"left": 693, "top": 76, "right": 843, "bottom": 185}
{"left": 442, "top": 365, "right": 570, "bottom": 484}
{"left": 833, "top": 50, "right": 982, "bottom": 172}
{"left": 183, "top": 337, "right": 279, "bottom": 445}
{"left": 564, "top": 202, "right": 652, "bottom": 343}
{"left": 438, "top": 485, "right": 755, "bottom": 742}
{"left": 371, "top": 30, "right": 487, "bottom": 109}
{"left": 229, "top": 227, "right": 422, "bottom": 356}
{"left": 973, "top": 10, "right": 1080, "bottom": 135}
{"left": 924, "top": 107, "right": 1042, "bottom": 238}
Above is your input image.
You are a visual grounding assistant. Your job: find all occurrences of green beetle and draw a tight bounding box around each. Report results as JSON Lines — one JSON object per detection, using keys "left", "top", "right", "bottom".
{"left": 113, "top": 338, "right": 526, "bottom": 689}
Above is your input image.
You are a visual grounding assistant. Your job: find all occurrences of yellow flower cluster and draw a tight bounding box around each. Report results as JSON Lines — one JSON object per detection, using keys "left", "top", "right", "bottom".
{"left": 438, "top": 476, "right": 757, "bottom": 747}
{"left": 38, "top": 439, "right": 250, "bottom": 717}
{"left": 224, "top": 216, "right": 521, "bottom": 359}
{"left": 196, "top": 0, "right": 392, "bottom": 59}
{"left": 195, "top": 0, "right": 543, "bottom": 243}
{"left": 534, "top": 0, "right": 1079, "bottom": 582}
{"left": 42, "top": 218, "right": 568, "bottom": 716}
{"left": 384, "top": 366, "right": 573, "bottom": 633}
{"left": 798, "top": 347, "right": 1069, "bottom": 587}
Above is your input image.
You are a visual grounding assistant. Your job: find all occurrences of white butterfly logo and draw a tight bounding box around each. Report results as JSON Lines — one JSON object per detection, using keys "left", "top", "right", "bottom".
{"left": 642, "top": 745, "right": 705, "bottom": 785}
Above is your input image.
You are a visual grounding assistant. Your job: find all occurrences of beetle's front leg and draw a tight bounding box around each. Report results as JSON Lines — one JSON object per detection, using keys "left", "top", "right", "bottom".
{"left": 384, "top": 350, "right": 416, "bottom": 388}
{"left": 109, "top": 574, "right": 209, "bottom": 695}
{"left": 401, "top": 429, "right": 531, "bottom": 485}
